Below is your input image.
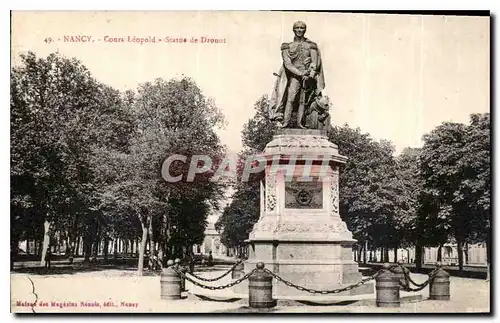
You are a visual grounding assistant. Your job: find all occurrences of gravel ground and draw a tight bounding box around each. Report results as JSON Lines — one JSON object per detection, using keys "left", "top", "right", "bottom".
{"left": 10, "top": 266, "right": 490, "bottom": 314}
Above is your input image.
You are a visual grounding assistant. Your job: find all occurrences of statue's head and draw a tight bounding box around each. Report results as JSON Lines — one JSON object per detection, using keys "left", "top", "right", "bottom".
{"left": 293, "top": 21, "right": 307, "bottom": 38}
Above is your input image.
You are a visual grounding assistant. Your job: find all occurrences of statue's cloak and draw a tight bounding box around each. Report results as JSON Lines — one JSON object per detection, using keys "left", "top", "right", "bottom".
{"left": 269, "top": 39, "right": 325, "bottom": 122}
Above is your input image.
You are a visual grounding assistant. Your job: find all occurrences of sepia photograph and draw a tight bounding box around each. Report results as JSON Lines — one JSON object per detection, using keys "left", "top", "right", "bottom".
{"left": 9, "top": 10, "right": 491, "bottom": 314}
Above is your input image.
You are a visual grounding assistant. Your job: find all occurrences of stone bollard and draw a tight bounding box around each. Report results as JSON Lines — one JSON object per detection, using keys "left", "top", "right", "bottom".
{"left": 391, "top": 262, "right": 406, "bottom": 290}
{"left": 160, "top": 259, "right": 181, "bottom": 300}
{"left": 232, "top": 262, "right": 245, "bottom": 280}
{"left": 429, "top": 262, "right": 450, "bottom": 300}
{"left": 248, "top": 262, "right": 275, "bottom": 308}
{"left": 174, "top": 258, "right": 186, "bottom": 292}
{"left": 376, "top": 263, "right": 400, "bottom": 307}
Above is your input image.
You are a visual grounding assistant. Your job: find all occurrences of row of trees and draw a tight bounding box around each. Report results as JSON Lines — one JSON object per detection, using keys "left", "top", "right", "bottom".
{"left": 11, "top": 52, "right": 227, "bottom": 274}
{"left": 216, "top": 96, "right": 490, "bottom": 273}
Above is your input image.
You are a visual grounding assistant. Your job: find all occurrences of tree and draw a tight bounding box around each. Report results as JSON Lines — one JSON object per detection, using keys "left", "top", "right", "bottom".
{"left": 458, "top": 113, "right": 490, "bottom": 276}
{"left": 241, "top": 95, "right": 279, "bottom": 153}
{"left": 217, "top": 177, "right": 260, "bottom": 249}
{"left": 418, "top": 116, "right": 490, "bottom": 273}
{"left": 96, "top": 77, "right": 226, "bottom": 275}
{"left": 11, "top": 52, "right": 120, "bottom": 266}
{"left": 329, "top": 126, "right": 402, "bottom": 261}
{"left": 394, "top": 148, "right": 424, "bottom": 263}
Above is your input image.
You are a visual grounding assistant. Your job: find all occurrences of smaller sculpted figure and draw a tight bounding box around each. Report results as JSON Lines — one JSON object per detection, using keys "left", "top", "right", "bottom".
{"left": 305, "top": 95, "right": 332, "bottom": 133}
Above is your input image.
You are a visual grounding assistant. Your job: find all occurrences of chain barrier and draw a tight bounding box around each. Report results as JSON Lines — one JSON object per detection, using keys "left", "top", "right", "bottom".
{"left": 399, "top": 279, "right": 430, "bottom": 292}
{"left": 262, "top": 268, "right": 379, "bottom": 295}
{"left": 402, "top": 266, "right": 437, "bottom": 288}
{"left": 172, "top": 262, "right": 440, "bottom": 295}
{"left": 394, "top": 265, "right": 438, "bottom": 292}
{"left": 172, "top": 265, "right": 257, "bottom": 290}
{"left": 185, "top": 260, "right": 243, "bottom": 282}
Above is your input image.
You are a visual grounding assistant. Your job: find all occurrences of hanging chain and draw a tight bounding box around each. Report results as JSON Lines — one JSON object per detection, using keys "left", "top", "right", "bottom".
{"left": 263, "top": 268, "right": 379, "bottom": 295}
{"left": 402, "top": 266, "right": 437, "bottom": 288}
{"left": 399, "top": 279, "right": 430, "bottom": 292}
{"left": 172, "top": 266, "right": 256, "bottom": 290}
{"left": 395, "top": 265, "right": 438, "bottom": 292}
{"left": 171, "top": 262, "right": 442, "bottom": 295}
{"left": 185, "top": 260, "right": 243, "bottom": 282}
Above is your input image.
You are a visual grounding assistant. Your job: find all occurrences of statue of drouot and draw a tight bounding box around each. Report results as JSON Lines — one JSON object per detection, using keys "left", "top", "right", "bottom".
{"left": 269, "top": 21, "right": 331, "bottom": 131}
{"left": 245, "top": 21, "right": 370, "bottom": 298}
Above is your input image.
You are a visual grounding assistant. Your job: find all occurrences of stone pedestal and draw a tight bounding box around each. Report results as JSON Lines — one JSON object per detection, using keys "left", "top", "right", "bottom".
{"left": 242, "top": 129, "right": 372, "bottom": 297}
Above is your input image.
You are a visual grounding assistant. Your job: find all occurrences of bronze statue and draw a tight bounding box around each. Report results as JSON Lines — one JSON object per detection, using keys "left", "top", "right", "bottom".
{"left": 269, "top": 21, "right": 326, "bottom": 129}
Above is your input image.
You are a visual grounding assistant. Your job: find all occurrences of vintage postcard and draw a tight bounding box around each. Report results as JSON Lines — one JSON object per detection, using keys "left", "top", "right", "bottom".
{"left": 10, "top": 11, "right": 490, "bottom": 314}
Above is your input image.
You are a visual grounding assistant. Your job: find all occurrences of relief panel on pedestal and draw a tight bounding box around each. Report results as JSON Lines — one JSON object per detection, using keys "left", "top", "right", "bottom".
{"left": 330, "top": 169, "right": 339, "bottom": 215}
{"left": 284, "top": 180, "right": 323, "bottom": 209}
{"left": 265, "top": 170, "right": 277, "bottom": 213}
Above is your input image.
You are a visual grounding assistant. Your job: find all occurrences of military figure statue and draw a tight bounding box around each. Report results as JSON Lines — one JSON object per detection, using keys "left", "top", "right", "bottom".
{"left": 269, "top": 21, "right": 327, "bottom": 129}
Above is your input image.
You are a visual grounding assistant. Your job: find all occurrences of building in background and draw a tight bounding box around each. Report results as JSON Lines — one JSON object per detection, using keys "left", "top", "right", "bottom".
{"left": 192, "top": 215, "right": 229, "bottom": 257}
{"left": 365, "top": 243, "right": 487, "bottom": 266}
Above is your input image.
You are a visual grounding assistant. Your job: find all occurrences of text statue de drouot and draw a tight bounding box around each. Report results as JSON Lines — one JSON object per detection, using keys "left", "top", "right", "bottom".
{"left": 234, "top": 21, "right": 373, "bottom": 297}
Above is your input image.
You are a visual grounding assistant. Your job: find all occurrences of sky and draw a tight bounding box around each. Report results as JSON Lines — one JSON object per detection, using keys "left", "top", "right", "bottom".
{"left": 11, "top": 11, "right": 490, "bottom": 156}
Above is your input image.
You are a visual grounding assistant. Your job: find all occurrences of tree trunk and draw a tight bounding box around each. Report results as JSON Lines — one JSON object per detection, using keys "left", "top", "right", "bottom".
{"left": 415, "top": 232, "right": 423, "bottom": 268}
{"left": 457, "top": 242, "right": 464, "bottom": 273}
{"left": 159, "top": 243, "right": 164, "bottom": 267}
{"left": 26, "top": 240, "right": 30, "bottom": 255}
{"left": 92, "top": 241, "right": 98, "bottom": 262}
{"left": 39, "top": 240, "right": 44, "bottom": 257}
{"left": 464, "top": 243, "right": 469, "bottom": 265}
{"left": 65, "top": 236, "right": 71, "bottom": 257}
{"left": 83, "top": 234, "right": 92, "bottom": 264}
{"left": 40, "top": 220, "right": 51, "bottom": 267}
{"left": 75, "top": 237, "right": 80, "bottom": 257}
{"left": 57, "top": 236, "right": 61, "bottom": 254}
{"left": 11, "top": 236, "right": 19, "bottom": 270}
{"left": 136, "top": 239, "right": 139, "bottom": 257}
{"left": 113, "top": 239, "right": 118, "bottom": 261}
{"left": 363, "top": 241, "right": 367, "bottom": 264}
{"left": 92, "top": 223, "right": 100, "bottom": 262}
{"left": 394, "top": 247, "right": 398, "bottom": 263}
{"left": 148, "top": 219, "right": 154, "bottom": 255}
{"left": 137, "top": 214, "right": 151, "bottom": 276}
{"left": 68, "top": 238, "right": 75, "bottom": 264}
{"left": 103, "top": 239, "right": 108, "bottom": 262}
{"left": 437, "top": 245, "right": 442, "bottom": 262}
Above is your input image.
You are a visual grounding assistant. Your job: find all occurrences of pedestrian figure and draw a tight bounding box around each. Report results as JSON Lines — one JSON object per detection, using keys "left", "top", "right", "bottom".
{"left": 208, "top": 251, "right": 214, "bottom": 267}
{"left": 152, "top": 251, "right": 160, "bottom": 271}
{"left": 146, "top": 251, "right": 152, "bottom": 271}
{"left": 44, "top": 248, "right": 52, "bottom": 268}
